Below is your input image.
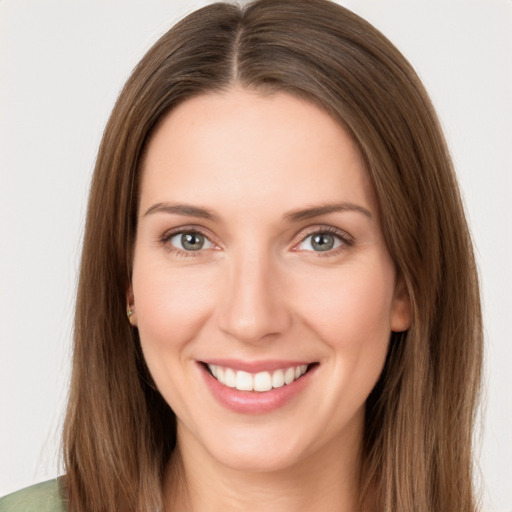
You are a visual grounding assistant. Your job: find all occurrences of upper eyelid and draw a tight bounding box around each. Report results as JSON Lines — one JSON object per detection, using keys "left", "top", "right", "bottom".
{"left": 161, "top": 225, "right": 214, "bottom": 241}
{"left": 159, "top": 224, "right": 352, "bottom": 250}
{"left": 159, "top": 226, "right": 218, "bottom": 254}
{"left": 295, "top": 224, "right": 352, "bottom": 242}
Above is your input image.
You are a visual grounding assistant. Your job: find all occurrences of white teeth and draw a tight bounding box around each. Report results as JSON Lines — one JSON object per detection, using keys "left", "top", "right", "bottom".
{"left": 272, "top": 369, "right": 285, "bottom": 388}
{"left": 284, "top": 367, "right": 295, "bottom": 385}
{"left": 254, "top": 371, "right": 272, "bottom": 392}
{"left": 224, "top": 368, "right": 236, "bottom": 388}
{"left": 235, "top": 371, "right": 253, "bottom": 391}
{"left": 207, "top": 364, "right": 309, "bottom": 392}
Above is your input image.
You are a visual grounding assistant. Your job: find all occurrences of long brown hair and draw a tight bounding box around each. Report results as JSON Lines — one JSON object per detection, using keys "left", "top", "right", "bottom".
{"left": 62, "top": 1, "right": 483, "bottom": 510}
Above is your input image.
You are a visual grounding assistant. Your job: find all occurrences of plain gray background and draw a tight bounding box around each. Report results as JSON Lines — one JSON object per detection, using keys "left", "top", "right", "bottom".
{"left": 1, "top": 1, "right": 511, "bottom": 510}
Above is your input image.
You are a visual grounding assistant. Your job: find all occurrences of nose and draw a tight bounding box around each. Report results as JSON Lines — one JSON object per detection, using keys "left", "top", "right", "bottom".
{"left": 216, "top": 248, "right": 292, "bottom": 344}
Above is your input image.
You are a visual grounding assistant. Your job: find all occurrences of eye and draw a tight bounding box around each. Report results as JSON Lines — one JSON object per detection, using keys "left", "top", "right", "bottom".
{"left": 168, "top": 231, "right": 214, "bottom": 252}
{"left": 297, "top": 230, "right": 348, "bottom": 252}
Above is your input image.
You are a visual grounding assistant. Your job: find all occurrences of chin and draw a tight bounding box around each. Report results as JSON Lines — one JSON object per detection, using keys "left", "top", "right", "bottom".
{"left": 208, "top": 439, "right": 307, "bottom": 474}
{"left": 179, "top": 416, "right": 316, "bottom": 474}
{"left": 197, "top": 414, "right": 360, "bottom": 476}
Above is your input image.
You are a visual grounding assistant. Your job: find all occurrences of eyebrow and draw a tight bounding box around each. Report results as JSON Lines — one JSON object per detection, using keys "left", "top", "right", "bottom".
{"left": 283, "top": 202, "right": 373, "bottom": 222}
{"left": 144, "top": 202, "right": 219, "bottom": 221}
{"left": 143, "top": 201, "right": 373, "bottom": 223}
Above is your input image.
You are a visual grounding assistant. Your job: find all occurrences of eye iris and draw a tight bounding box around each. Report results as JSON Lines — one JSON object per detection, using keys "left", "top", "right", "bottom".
{"left": 311, "top": 233, "right": 335, "bottom": 251}
{"left": 181, "top": 233, "right": 204, "bottom": 251}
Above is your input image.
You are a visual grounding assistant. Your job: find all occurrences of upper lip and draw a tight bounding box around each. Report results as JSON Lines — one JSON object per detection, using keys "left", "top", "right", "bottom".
{"left": 199, "top": 359, "right": 315, "bottom": 373}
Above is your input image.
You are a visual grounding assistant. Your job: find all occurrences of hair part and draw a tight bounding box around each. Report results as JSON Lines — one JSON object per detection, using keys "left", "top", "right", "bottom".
{"left": 62, "top": 1, "right": 483, "bottom": 511}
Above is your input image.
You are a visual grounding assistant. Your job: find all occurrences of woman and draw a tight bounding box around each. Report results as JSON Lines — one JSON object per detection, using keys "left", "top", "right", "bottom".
{"left": 0, "top": 0, "right": 482, "bottom": 511}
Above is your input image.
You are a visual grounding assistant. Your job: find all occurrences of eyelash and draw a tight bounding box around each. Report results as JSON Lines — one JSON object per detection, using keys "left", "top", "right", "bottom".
{"left": 159, "top": 225, "right": 353, "bottom": 258}
{"left": 159, "top": 227, "right": 213, "bottom": 258}
{"left": 295, "top": 226, "right": 353, "bottom": 256}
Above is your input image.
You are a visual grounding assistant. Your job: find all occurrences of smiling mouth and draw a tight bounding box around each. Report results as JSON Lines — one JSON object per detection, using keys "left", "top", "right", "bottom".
{"left": 204, "top": 363, "right": 315, "bottom": 392}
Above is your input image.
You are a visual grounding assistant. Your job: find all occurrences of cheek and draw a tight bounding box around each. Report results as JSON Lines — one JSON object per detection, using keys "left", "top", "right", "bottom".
{"left": 131, "top": 260, "right": 220, "bottom": 414}
{"left": 292, "top": 260, "right": 396, "bottom": 432}
{"left": 297, "top": 260, "right": 396, "bottom": 353}
{"left": 132, "top": 261, "right": 217, "bottom": 355}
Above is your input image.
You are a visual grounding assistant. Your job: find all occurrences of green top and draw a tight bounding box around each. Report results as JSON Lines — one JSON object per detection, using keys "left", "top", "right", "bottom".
{"left": 0, "top": 479, "right": 66, "bottom": 512}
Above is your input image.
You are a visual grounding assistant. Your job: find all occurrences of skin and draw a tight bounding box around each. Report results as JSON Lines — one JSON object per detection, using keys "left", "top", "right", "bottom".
{"left": 129, "top": 87, "right": 411, "bottom": 512}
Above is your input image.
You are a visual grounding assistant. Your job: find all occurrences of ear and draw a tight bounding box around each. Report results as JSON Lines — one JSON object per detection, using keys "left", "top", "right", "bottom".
{"left": 390, "top": 275, "right": 411, "bottom": 332}
{"left": 127, "top": 284, "right": 138, "bottom": 327}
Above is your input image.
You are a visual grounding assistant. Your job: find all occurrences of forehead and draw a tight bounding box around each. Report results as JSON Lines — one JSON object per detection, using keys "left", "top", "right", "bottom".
{"left": 139, "top": 87, "right": 374, "bottom": 217}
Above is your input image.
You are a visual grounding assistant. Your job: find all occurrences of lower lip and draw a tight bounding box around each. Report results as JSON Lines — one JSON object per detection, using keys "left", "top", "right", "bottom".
{"left": 199, "top": 363, "right": 316, "bottom": 414}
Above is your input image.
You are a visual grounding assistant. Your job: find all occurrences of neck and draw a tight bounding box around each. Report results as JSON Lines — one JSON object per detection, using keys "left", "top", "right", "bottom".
{"left": 164, "top": 424, "right": 362, "bottom": 512}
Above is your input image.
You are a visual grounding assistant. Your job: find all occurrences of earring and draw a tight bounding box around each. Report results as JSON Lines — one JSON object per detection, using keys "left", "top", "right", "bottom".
{"left": 127, "top": 307, "right": 134, "bottom": 319}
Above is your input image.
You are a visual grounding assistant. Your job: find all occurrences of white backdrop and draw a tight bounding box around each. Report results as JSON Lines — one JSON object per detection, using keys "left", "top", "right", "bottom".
{"left": 0, "top": 1, "right": 510, "bottom": 510}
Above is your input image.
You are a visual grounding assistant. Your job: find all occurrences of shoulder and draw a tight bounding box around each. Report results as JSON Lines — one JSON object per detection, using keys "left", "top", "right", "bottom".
{"left": 0, "top": 479, "right": 66, "bottom": 512}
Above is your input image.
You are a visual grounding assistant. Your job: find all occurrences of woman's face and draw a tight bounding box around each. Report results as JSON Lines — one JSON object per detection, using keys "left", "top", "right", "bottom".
{"left": 131, "top": 88, "right": 410, "bottom": 472}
